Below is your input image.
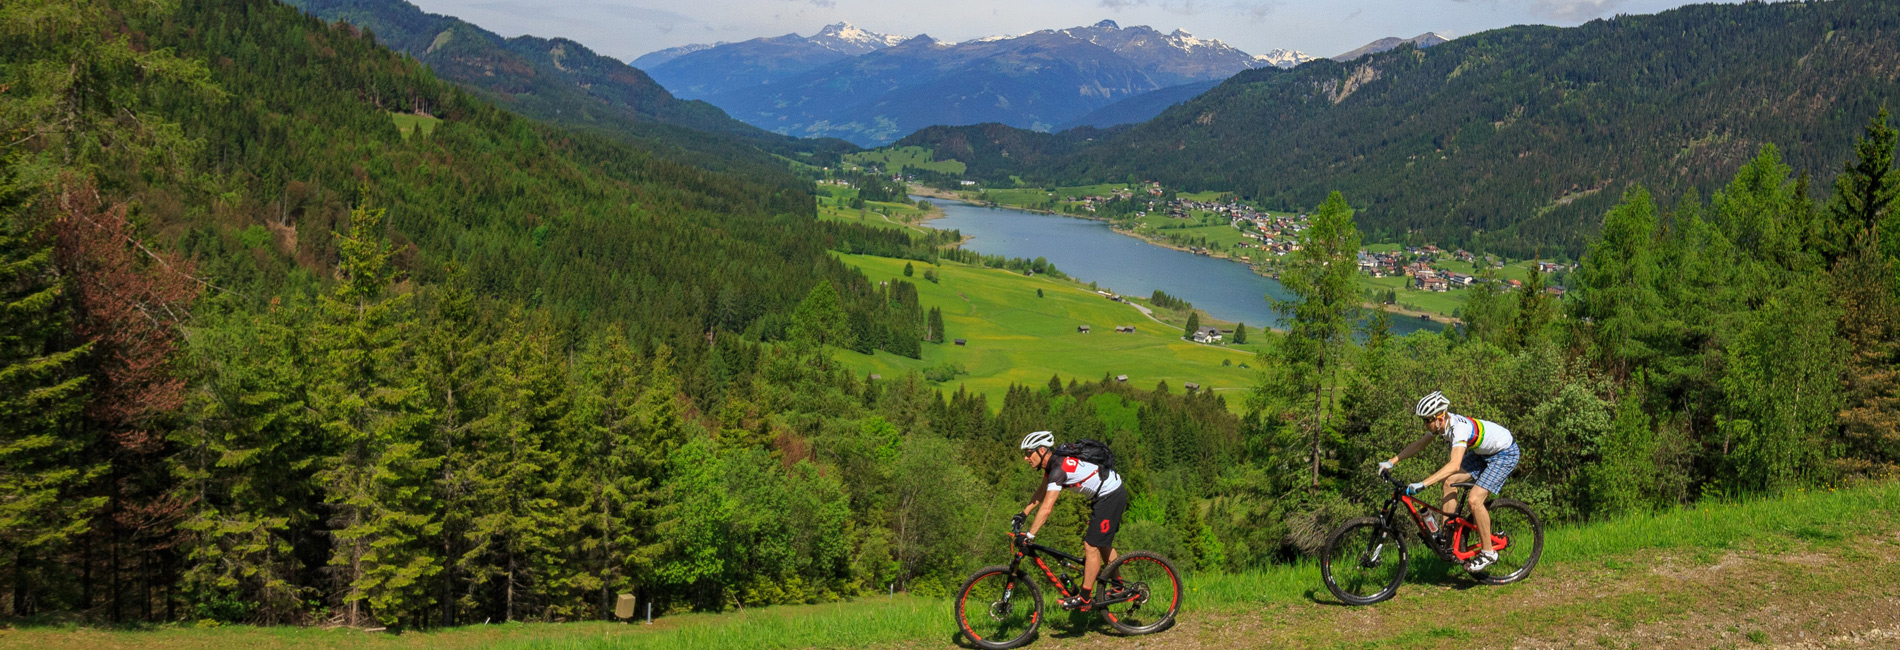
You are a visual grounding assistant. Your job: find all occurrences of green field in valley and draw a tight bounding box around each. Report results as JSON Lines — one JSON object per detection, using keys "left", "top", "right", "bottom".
{"left": 814, "top": 184, "right": 936, "bottom": 233}
{"left": 842, "top": 146, "right": 966, "bottom": 175}
{"left": 828, "top": 254, "right": 1260, "bottom": 408}
{"left": 13, "top": 480, "right": 1894, "bottom": 650}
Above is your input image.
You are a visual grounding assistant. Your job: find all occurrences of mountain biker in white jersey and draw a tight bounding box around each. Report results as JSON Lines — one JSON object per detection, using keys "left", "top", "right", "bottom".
{"left": 1379, "top": 391, "right": 1522, "bottom": 573}
{"left": 1015, "top": 431, "right": 1128, "bottom": 611}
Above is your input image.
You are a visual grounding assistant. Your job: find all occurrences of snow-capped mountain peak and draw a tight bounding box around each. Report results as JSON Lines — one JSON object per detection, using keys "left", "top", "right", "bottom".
{"left": 1253, "top": 49, "right": 1316, "bottom": 69}
{"left": 809, "top": 22, "right": 907, "bottom": 55}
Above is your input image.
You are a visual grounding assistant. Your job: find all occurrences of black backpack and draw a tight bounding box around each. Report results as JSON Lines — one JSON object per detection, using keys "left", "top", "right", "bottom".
{"left": 1053, "top": 438, "right": 1116, "bottom": 474}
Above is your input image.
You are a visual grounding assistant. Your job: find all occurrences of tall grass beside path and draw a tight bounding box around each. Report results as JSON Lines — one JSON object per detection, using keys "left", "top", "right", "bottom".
{"left": 6, "top": 483, "right": 1893, "bottom": 650}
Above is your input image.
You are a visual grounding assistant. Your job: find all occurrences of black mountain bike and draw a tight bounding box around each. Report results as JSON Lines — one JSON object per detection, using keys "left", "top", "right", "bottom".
{"left": 1319, "top": 468, "right": 1544, "bottom": 605}
{"left": 952, "top": 518, "right": 1183, "bottom": 649}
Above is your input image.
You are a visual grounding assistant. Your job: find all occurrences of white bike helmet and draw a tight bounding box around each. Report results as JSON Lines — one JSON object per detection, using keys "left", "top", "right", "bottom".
{"left": 1414, "top": 391, "right": 1450, "bottom": 418}
{"left": 1019, "top": 430, "right": 1055, "bottom": 450}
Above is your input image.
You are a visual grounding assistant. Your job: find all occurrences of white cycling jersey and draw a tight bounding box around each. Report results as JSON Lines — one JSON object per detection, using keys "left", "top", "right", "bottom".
{"left": 1443, "top": 413, "right": 1515, "bottom": 456}
{"left": 1044, "top": 455, "right": 1122, "bottom": 499}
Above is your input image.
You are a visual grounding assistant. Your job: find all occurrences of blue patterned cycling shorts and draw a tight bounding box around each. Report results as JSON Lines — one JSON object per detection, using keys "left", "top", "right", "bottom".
{"left": 1459, "top": 443, "right": 1520, "bottom": 494}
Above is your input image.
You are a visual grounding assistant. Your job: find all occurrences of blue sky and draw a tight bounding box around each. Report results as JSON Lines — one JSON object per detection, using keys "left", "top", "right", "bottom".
{"left": 412, "top": 0, "right": 1747, "bottom": 63}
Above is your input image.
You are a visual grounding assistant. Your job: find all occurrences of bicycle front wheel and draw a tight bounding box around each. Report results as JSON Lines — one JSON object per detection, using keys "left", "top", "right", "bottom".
{"left": 1469, "top": 498, "right": 1543, "bottom": 585}
{"left": 1320, "top": 516, "right": 1409, "bottom": 605}
{"left": 954, "top": 565, "right": 1043, "bottom": 650}
{"left": 1097, "top": 551, "right": 1181, "bottom": 635}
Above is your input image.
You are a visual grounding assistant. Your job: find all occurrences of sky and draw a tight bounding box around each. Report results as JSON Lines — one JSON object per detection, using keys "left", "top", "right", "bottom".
{"left": 408, "top": 0, "right": 1748, "bottom": 63}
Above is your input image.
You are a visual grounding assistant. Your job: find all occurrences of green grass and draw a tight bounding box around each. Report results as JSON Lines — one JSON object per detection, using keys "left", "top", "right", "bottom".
{"left": 1367, "top": 275, "right": 1471, "bottom": 316}
{"left": 389, "top": 112, "right": 439, "bottom": 140}
{"left": 842, "top": 146, "right": 966, "bottom": 175}
{"left": 20, "top": 482, "right": 1895, "bottom": 650}
{"left": 829, "top": 254, "right": 1259, "bottom": 407}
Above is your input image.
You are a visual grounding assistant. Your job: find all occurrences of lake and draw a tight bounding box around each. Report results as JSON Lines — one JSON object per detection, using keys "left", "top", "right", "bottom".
{"left": 921, "top": 197, "right": 1443, "bottom": 336}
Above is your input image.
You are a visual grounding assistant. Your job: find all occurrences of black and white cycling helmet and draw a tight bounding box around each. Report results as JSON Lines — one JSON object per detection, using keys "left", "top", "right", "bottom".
{"left": 1414, "top": 391, "right": 1450, "bottom": 418}
{"left": 1019, "top": 430, "right": 1055, "bottom": 450}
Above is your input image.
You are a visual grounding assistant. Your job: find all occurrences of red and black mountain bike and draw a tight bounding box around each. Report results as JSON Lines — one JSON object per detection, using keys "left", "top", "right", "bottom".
{"left": 952, "top": 518, "right": 1182, "bottom": 649}
{"left": 1319, "top": 467, "right": 1544, "bottom": 605}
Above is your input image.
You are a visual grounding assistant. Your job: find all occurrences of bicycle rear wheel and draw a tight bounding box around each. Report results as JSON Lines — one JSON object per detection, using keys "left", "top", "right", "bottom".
{"left": 1466, "top": 498, "right": 1543, "bottom": 584}
{"left": 1320, "top": 516, "right": 1409, "bottom": 605}
{"left": 954, "top": 565, "right": 1043, "bottom": 650}
{"left": 1097, "top": 551, "right": 1181, "bottom": 635}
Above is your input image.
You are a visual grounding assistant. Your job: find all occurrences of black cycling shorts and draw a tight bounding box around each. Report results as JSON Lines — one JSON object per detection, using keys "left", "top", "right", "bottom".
{"left": 1084, "top": 488, "right": 1128, "bottom": 549}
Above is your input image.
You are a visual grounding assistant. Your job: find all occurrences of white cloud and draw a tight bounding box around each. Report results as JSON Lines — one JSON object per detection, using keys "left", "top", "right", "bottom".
{"left": 1453, "top": 0, "right": 1628, "bottom": 22}
{"left": 1099, "top": 0, "right": 1207, "bottom": 16}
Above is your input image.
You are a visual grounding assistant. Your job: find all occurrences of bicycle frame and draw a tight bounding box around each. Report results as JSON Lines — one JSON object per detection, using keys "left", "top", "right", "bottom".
{"left": 1375, "top": 473, "right": 1511, "bottom": 562}
{"left": 1001, "top": 531, "right": 1134, "bottom": 621}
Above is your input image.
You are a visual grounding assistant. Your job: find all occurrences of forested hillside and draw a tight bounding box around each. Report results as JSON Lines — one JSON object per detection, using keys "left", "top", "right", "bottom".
{"left": 284, "top": 0, "right": 858, "bottom": 175}
{"left": 902, "top": 0, "right": 1900, "bottom": 257}
{"left": 2, "top": 0, "right": 1897, "bottom": 640}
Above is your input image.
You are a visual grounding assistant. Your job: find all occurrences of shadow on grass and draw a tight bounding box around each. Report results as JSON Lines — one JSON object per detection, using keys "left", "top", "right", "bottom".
{"left": 1303, "top": 558, "right": 1487, "bottom": 607}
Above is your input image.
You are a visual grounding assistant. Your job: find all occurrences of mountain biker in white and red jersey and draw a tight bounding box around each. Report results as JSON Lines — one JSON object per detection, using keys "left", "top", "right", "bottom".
{"left": 1015, "top": 431, "right": 1128, "bottom": 611}
{"left": 1380, "top": 391, "right": 1521, "bottom": 573}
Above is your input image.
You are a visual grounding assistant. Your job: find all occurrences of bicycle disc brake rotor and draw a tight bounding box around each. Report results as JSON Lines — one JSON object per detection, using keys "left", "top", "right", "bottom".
{"left": 988, "top": 599, "right": 1014, "bottom": 621}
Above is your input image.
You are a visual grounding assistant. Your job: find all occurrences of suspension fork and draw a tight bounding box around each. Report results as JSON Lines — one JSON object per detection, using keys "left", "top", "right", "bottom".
{"left": 1002, "top": 553, "right": 1027, "bottom": 602}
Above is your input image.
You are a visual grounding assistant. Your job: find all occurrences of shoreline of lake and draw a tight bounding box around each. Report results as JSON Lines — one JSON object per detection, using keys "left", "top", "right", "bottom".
{"left": 914, "top": 194, "right": 1443, "bottom": 337}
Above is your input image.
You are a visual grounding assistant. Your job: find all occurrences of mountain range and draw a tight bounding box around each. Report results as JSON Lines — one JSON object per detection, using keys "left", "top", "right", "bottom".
{"left": 899, "top": 0, "right": 1900, "bottom": 257}
{"left": 639, "top": 20, "right": 1315, "bottom": 146}
{"left": 284, "top": 0, "right": 854, "bottom": 176}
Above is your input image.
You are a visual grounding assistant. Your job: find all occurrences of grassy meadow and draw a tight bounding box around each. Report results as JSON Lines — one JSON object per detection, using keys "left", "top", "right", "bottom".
{"left": 12, "top": 481, "right": 1894, "bottom": 650}
{"left": 842, "top": 146, "right": 966, "bottom": 176}
{"left": 389, "top": 112, "right": 440, "bottom": 140}
{"left": 828, "top": 254, "right": 1260, "bottom": 408}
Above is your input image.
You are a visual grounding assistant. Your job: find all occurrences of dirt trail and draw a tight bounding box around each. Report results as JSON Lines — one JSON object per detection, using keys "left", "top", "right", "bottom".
{"left": 900, "top": 526, "right": 1900, "bottom": 650}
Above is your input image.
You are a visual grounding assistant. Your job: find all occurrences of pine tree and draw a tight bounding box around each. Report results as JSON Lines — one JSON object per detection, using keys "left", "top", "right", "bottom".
{"left": 312, "top": 207, "right": 440, "bottom": 627}
{"left": 0, "top": 162, "right": 101, "bottom": 616}
{"left": 903, "top": 262, "right": 914, "bottom": 277}
{"left": 926, "top": 307, "right": 945, "bottom": 344}
{"left": 1183, "top": 311, "right": 1201, "bottom": 340}
{"left": 1232, "top": 322, "right": 1248, "bottom": 344}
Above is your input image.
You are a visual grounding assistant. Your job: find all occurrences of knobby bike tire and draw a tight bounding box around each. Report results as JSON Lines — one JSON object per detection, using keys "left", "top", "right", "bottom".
{"left": 1320, "top": 516, "right": 1410, "bottom": 605}
{"left": 1097, "top": 551, "right": 1182, "bottom": 635}
{"left": 1469, "top": 497, "right": 1543, "bottom": 585}
{"left": 954, "top": 565, "right": 1043, "bottom": 650}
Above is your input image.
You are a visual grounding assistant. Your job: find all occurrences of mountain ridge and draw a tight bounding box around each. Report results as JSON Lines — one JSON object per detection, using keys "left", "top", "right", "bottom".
{"left": 644, "top": 19, "right": 1311, "bottom": 146}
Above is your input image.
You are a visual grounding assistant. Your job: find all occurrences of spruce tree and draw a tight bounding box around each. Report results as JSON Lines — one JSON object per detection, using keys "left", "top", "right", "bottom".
{"left": 1233, "top": 322, "right": 1248, "bottom": 344}
{"left": 926, "top": 307, "right": 945, "bottom": 344}
{"left": 312, "top": 207, "right": 440, "bottom": 627}
{"left": 172, "top": 299, "right": 317, "bottom": 623}
{"left": 460, "top": 313, "right": 575, "bottom": 621}
{"left": 0, "top": 163, "right": 101, "bottom": 616}
{"left": 1823, "top": 108, "right": 1897, "bottom": 262}
{"left": 1183, "top": 311, "right": 1201, "bottom": 340}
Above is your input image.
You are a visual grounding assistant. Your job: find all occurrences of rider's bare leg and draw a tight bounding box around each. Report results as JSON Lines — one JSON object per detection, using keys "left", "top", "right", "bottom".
{"left": 1438, "top": 472, "right": 1473, "bottom": 520}
{"left": 1081, "top": 542, "right": 1106, "bottom": 594}
{"left": 1468, "top": 486, "right": 1494, "bottom": 552}
{"left": 1080, "top": 546, "right": 1123, "bottom": 594}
